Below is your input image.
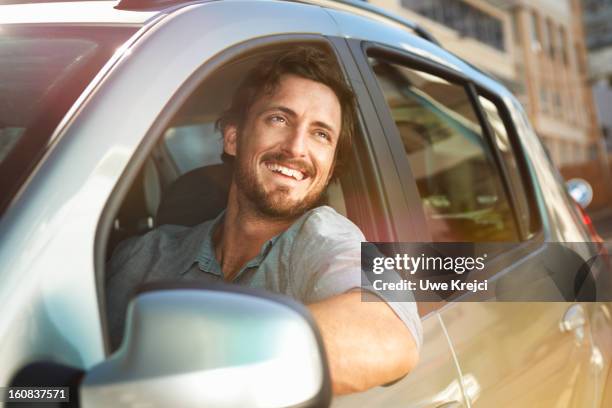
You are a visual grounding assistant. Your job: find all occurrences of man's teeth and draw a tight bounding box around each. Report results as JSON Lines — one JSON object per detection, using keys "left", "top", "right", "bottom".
{"left": 266, "top": 163, "right": 305, "bottom": 181}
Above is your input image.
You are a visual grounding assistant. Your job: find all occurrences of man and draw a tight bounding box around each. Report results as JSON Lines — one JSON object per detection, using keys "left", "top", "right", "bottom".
{"left": 106, "top": 46, "right": 422, "bottom": 395}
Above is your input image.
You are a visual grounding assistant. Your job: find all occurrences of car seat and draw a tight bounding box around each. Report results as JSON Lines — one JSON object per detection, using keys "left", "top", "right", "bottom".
{"left": 156, "top": 162, "right": 233, "bottom": 226}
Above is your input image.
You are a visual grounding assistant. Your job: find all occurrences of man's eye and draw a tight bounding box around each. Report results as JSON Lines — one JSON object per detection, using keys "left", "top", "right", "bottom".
{"left": 269, "top": 115, "right": 286, "bottom": 124}
{"left": 315, "top": 131, "right": 331, "bottom": 141}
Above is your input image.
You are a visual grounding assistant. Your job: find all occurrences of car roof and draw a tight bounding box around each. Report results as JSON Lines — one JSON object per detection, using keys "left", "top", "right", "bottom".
{"left": 298, "top": 0, "right": 439, "bottom": 45}
{"left": 0, "top": 0, "right": 513, "bottom": 102}
{"left": 0, "top": 0, "right": 439, "bottom": 44}
{"left": 0, "top": 1, "right": 158, "bottom": 25}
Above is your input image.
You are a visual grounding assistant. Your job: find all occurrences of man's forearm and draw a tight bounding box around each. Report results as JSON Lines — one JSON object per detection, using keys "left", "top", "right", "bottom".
{"left": 308, "top": 291, "right": 419, "bottom": 395}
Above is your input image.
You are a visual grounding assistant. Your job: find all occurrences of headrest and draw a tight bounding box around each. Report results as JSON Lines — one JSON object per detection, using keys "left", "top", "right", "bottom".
{"left": 156, "top": 163, "right": 233, "bottom": 227}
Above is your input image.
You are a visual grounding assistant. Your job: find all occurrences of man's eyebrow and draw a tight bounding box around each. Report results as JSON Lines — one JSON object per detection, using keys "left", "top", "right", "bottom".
{"left": 262, "top": 106, "right": 338, "bottom": 135}
{"left": 268, "top": 106, "right": 298, "bottom": 118}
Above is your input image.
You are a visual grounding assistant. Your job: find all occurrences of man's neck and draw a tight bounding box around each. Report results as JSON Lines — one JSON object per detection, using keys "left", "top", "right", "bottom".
{"left": 214, "top": 187, "right": 295, "bottom": 281}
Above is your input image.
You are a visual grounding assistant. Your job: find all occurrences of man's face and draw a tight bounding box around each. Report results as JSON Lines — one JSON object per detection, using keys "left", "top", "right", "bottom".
{"left": 224, "top": 74, "right": 342, "bottom": 218}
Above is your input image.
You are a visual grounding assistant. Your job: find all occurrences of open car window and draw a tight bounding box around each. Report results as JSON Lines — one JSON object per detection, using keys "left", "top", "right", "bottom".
{"left": 107, "top": 43, "right": 351, "bottom": 257}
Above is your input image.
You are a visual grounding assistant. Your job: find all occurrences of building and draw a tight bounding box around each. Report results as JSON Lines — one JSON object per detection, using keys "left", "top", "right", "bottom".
{"left": 582, "top": 0, "right": 612, "bottom": 153}
{"left": 508, "top": 0, "right": 602, "bottom": 168}
{"left": 371, "top": 0, "right": 518, "bottom": 93}
{"left": 370, "top": 0, "right": 610, "bottom": 208}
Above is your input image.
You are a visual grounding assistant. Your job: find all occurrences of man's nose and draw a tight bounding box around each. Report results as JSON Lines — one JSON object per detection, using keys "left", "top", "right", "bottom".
{"left": 280, "top": 124, "right": 308, "bottom": 157}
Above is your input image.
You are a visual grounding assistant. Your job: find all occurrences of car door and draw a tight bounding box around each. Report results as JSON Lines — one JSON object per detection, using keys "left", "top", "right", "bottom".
{"left": 346, "top": 36, "right": 602, "bottom": 407}
{"left": 0, "top": 0, "right": 353, "bottom": 393}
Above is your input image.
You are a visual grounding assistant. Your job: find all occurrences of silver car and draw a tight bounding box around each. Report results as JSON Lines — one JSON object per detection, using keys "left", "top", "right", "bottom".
{"left": 0, "top": 0, "right": 611, "bottom": 407}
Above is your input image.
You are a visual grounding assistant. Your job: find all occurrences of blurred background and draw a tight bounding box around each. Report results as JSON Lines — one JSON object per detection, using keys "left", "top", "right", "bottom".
{"left": 365, "top": 0, "right": 612, "bottom": 242}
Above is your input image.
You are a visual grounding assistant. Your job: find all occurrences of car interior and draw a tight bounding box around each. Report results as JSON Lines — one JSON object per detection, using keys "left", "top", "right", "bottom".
{"left": 106, "top": 44, "right": 349, "bottom": 259}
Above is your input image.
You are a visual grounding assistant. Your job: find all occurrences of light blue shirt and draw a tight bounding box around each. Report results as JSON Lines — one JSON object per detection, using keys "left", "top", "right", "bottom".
{"left": 106, "top": 206, "right": 422, "bottom": 351}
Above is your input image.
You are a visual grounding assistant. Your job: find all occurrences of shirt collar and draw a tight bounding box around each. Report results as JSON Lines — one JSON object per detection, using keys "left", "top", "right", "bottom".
{"left": 194, "top": 210, "right": 282, "bottom": 280}
{"left": 194, "top": 210, "right": 225, "bottom": 276}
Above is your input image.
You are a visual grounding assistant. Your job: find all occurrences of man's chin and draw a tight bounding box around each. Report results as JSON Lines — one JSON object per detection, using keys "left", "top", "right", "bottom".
{"left": 235, "top": 171, "right": 324, "bottom": 219}
{"left": 257, "top": 200, "right": 308, "bottom": 219}
{"left": 255, "top": 192, "right": 319, "bottom": 219}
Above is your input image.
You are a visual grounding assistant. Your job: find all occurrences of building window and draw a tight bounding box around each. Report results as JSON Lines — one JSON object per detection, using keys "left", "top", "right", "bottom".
{"left": 560, "top": 27, "right": 569, "bottom": 65}
{"left": 511, "top": 12, "right": 521, "bottom": 44}
{"left": 530, "top": 11, "right": 541, "bottom": 52}
{"left": 541, "top": 17, "right": 550, "bottom": 56}
{"left": 401, "top": 0, "right": 506, "bottom": 51}
{"left": 589, "top": 144, "right": 599, "bottom": 160}
{"left": 553, "top": 91, "right": 562, "bottom": 116}
{"left": 576, "top": 45, "right": 587, "bottom": 74}
{"left": 603, "top": 127, "right": 612, "bottom": 152}
{"left": 546, "top": 19, "right": 555, "bottom": 58}
{"left": 555, "top": 26, "right": 563, "bottom": 62}
{"left": 539, "top": 87, "right": 548, "bottom": 112}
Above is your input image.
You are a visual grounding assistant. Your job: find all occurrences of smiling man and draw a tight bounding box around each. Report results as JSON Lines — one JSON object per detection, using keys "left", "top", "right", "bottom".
{"left": 106, "top": 47, "right": 422, "bottom": 395}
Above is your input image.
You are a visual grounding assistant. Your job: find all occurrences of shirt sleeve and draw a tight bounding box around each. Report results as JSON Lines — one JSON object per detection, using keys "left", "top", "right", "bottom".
{"left": 105, "top": 233, "right": 161, "bottom": 351}
{"left": 292, "top": 207, "right": 423, "bottom": 351}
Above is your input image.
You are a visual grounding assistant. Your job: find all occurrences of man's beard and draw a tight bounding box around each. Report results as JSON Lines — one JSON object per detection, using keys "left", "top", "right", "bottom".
{"left": 234, "top": 150, "right": 327, "bottom": 219}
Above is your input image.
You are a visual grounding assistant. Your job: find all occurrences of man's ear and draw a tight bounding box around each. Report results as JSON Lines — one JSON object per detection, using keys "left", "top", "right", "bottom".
{"left": 223, "top": 124, "right": 238, "bottom": 157}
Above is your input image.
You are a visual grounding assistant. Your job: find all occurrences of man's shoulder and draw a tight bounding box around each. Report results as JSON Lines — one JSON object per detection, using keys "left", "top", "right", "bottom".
{"left": 107, "top": 221, "right": 213, "bottom": 277}
{"left": 117, "top": 223, "right": 199, "bottom": 253}
{"left": 293, "top": 206, "right": 365, "bottom": 242}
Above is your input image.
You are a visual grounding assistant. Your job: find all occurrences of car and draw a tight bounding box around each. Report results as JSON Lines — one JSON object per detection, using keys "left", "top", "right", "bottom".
{"left": 0, "top": 0, "right": 611, "bottom": 407}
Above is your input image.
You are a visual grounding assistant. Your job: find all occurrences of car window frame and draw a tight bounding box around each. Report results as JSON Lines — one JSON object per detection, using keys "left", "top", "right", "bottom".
{"left": 350, "top": 40, "right": 522, "bottom": 238}
{"left": 329, "top": 37, "right": 430, "bottom": 243}
{"left": 345, "top": 39, "right": 550, "bottom": 304}
{"left": 95, "top": 33, "right": 403, "bottom": 353}
{"left": 474, "top": 86, "right": 544, "bottom": 240}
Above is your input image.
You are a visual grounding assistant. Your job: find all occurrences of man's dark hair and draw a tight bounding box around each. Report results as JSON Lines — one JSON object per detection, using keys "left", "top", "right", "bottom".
{"left": 216, "top": 46, "right": 356, "bottom": 180}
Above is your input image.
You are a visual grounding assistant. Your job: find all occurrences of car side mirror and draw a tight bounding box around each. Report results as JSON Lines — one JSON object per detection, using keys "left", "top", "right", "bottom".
{"left": 81, "top": 283, "right": 331, "bottom": 407}
{"left": 567, "top": 178, "right": 593, "bottom": 209}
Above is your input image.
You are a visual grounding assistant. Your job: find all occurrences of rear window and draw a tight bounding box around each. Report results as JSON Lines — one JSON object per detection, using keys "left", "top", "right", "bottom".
{"left": 0, "top": 25, "right": 138, "bottom": 211}
{"left": 369, "top": 57, "right": 520, "bottom": 242}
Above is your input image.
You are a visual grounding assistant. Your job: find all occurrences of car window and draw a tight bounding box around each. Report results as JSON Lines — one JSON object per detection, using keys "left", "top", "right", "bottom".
{"left": 368, "top": 58, "right": 519, "bottom": 242}
{"left": 108, "top": 43, "right": 352, "bottom": 255}
{"left": 0, "top": 25, "right": 138, "bottom": 212}
{"left": 478, "top": 95, "right": 540, "bottom": 239}
{"left": 105, "top": 41, "right": 365, "bottom": 352}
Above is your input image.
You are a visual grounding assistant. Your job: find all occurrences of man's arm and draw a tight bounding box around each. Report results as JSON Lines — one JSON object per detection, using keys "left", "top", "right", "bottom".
{"left": 308, "top": 291, "right": 419, "bottom": 395}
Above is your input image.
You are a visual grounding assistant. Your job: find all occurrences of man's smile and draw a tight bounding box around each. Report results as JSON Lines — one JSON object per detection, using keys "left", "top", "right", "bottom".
{"left": 263, "top": 160, "right": 312, "bottom": 182}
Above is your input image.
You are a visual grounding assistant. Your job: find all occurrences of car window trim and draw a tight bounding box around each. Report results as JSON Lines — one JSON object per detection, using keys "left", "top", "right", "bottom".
{"left": 347, "top": 38, "right": 446, "bottom": 242}
{"left": 329, "top": 36, "right": 393, "bottom": 241}
{"left": 474, "top": 86, "right": 544, "bottom": 240}
{"left": 465, "top": 82, "right": 525, "bottom": 240}
{"left": 332, "top": 37, "right": 430, "bottom": 242}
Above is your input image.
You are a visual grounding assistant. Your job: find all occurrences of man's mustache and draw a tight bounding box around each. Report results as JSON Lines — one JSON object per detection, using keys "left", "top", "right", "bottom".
{"left": 260, "top": 152, "right": 315, "bottom": 179}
